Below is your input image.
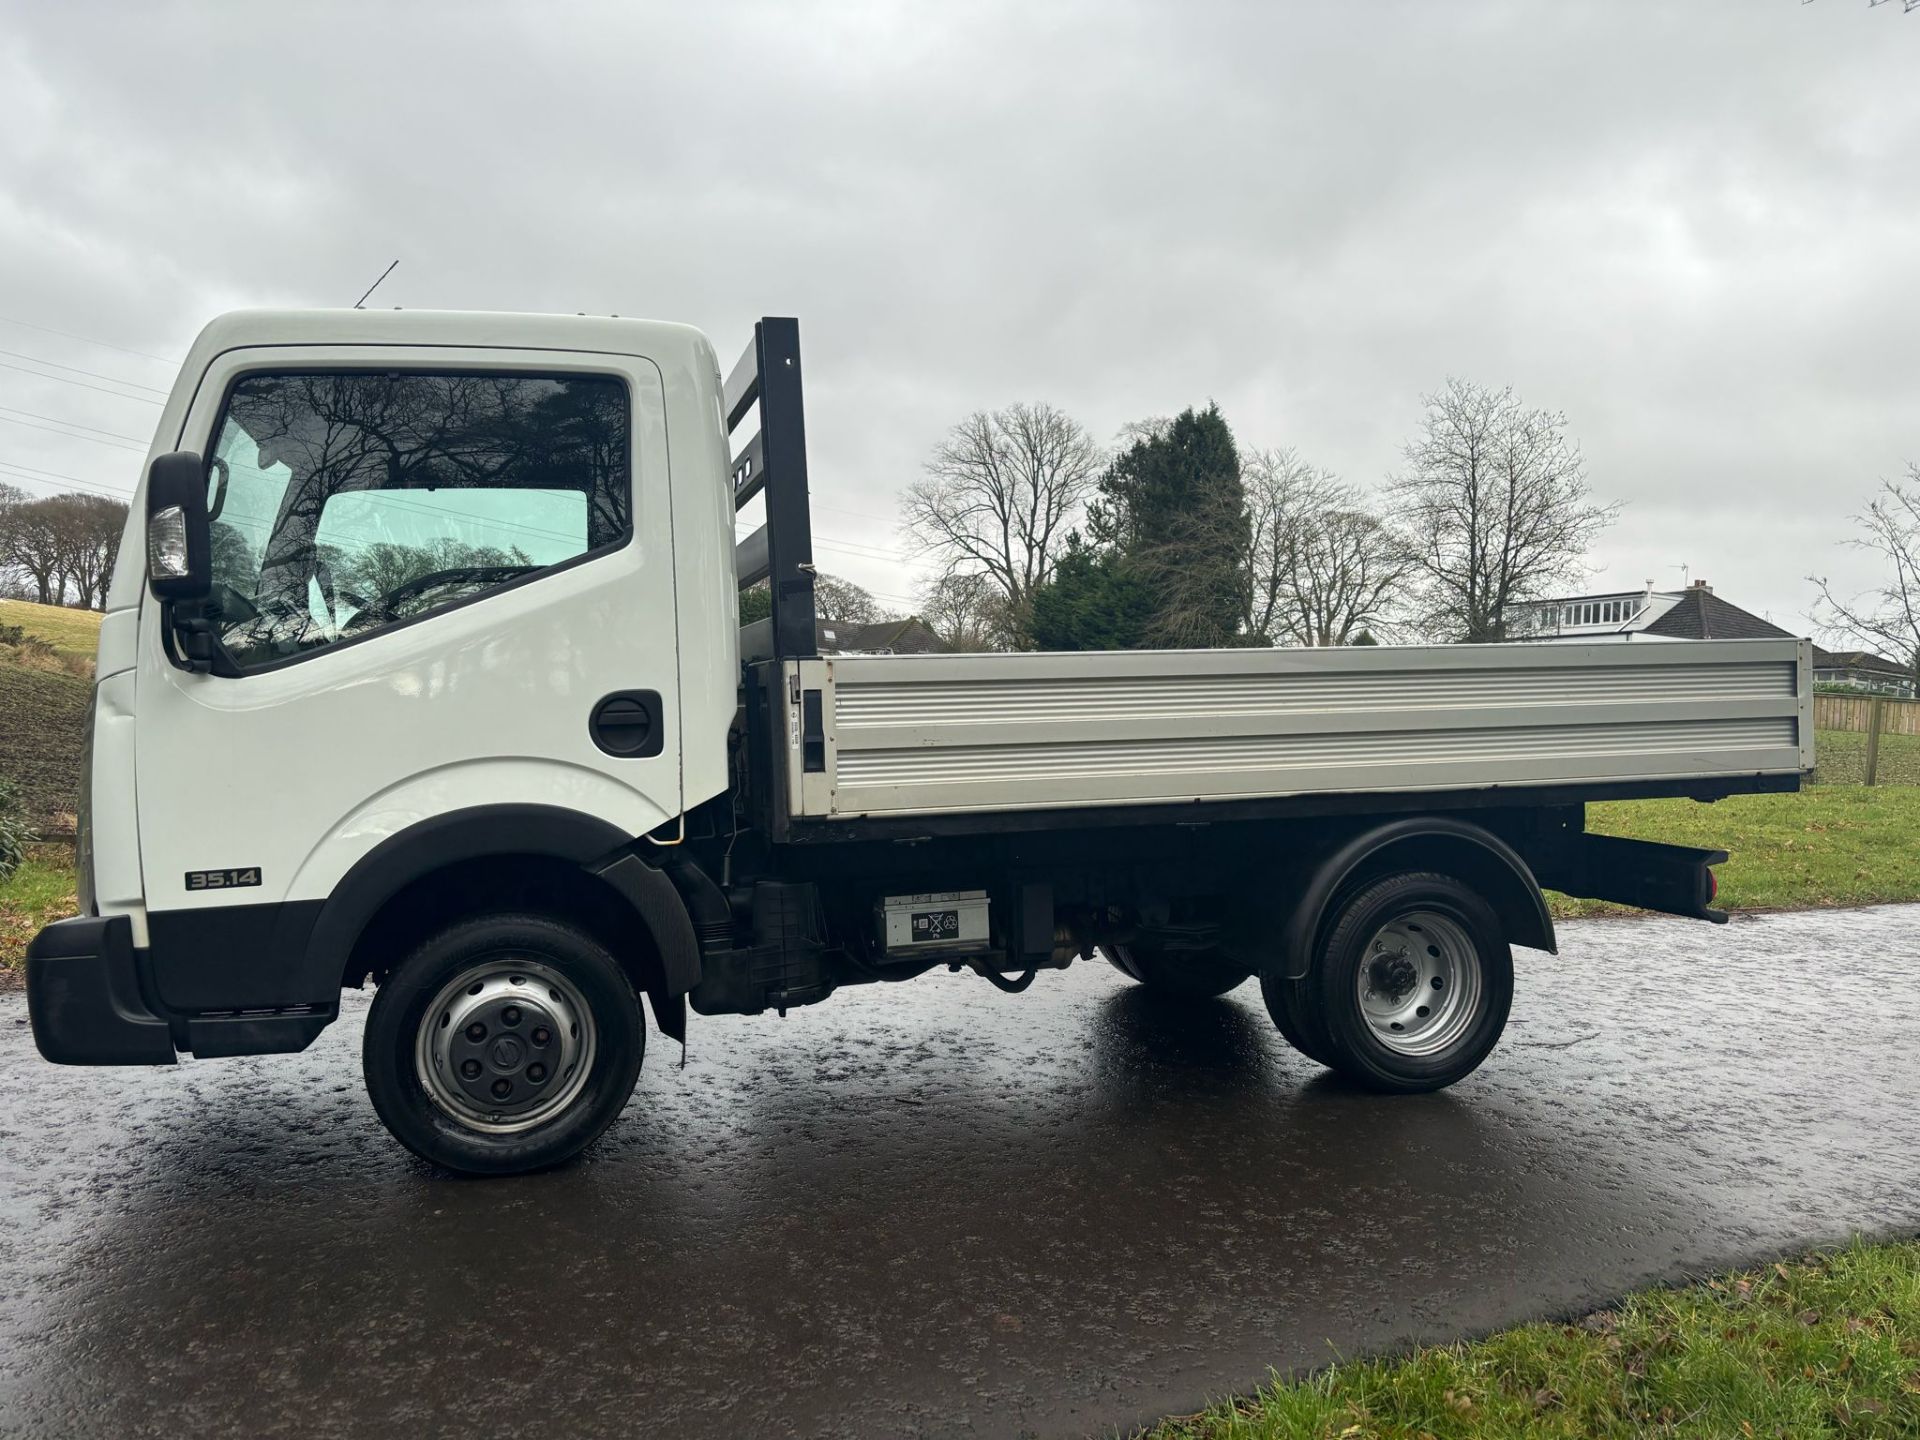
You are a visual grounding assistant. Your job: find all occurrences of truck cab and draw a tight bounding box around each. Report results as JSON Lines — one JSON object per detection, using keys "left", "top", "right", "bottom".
{"left": 28, "top": 308, "right": 1806, "bottom": 1175}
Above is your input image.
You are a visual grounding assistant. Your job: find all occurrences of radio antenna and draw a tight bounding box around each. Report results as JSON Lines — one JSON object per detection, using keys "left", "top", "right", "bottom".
{"left": 352, "top": 259, "right": 400, "bottom": 310}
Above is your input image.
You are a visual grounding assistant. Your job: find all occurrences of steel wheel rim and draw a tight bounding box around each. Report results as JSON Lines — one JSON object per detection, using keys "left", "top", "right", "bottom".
{"left": 414, "top": 958, "right": 597, "bottom": 1135}
{"left": 1356, "top": 910, "right": 1482, "bottom": 1057}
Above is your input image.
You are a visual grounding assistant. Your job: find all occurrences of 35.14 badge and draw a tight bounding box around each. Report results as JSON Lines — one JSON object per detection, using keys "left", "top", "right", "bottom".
{"left": 184, "top": 868, "right": 262, "bottom": 891}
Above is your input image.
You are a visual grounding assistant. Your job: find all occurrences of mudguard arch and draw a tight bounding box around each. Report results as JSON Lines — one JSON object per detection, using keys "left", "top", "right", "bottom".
{"left": 306, "top": 804, "right": 701, "bottom": 1006}
{"left": 1280, "top": 816, "right": 1556, "bottom": 979}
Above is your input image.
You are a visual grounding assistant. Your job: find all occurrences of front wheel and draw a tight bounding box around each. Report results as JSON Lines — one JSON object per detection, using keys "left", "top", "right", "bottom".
{"left": 363, "top": 912, "right": 645, "bottom": 1175}
{"left": 1292, "top": 872, "right": 1513, "bottom": 1093}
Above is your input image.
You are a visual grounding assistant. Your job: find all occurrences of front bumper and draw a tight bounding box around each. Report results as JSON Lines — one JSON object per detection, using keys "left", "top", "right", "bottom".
{"left": 26, "top": 915, "right": 177, "bottom": 1065}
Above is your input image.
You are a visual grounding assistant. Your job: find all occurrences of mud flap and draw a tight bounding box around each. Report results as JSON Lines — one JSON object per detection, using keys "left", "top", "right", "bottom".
{"left": 647, "top": 990, "right": 687, "bottom": 1046}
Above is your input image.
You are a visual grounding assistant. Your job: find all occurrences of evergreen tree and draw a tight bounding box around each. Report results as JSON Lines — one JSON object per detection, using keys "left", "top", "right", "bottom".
{"left": 1089, "top": 404, "right": 1250, "bottom": 647}
{"left": 1028, "top": 537, "right": 1155, "bottom": 651}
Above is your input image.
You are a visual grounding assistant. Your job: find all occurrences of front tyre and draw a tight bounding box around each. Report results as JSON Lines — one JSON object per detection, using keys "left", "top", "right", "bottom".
{"left": 1309, "top": 872, "right": 1513, "bottom": 1093}
{"left": 363, "top": 913, "right": 644, "bottom": 1176}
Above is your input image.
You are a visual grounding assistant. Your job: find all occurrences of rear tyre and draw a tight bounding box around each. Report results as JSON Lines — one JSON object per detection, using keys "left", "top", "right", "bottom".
{"left": 1259, "top": 970, "right": 1339, "bottom": 1067}
{"left": 1103, "top": 945, "right": 1252, "bottom": 998}
{"left": 363, "top": 912, "right": 645, "bottom": 1176}
{"left": 1307, "top": 871, "right": 1513, "bottom": 1093}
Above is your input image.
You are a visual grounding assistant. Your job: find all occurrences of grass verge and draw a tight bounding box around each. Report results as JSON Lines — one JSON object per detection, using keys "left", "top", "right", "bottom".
{"left": 0, "top": 845, "right": 76, "bottom": 987}
{"left": 0, "top": 659, "right": 89, "bottom": 832}
{"left": 0, "top": 597, "right": 103, "bottom": 664}
{"left": 1149, "top": 1239, "right": 1920, "bottom": 1439}
{"left": 1811, "top": 728, "right": 1920, "bottom": 787}
{"left": 1550, "top": 785, "right": 1920, "bottom": 918}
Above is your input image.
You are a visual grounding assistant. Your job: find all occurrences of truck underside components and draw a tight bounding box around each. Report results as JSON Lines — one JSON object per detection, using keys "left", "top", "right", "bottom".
{"left": 688, "top": 880, "right": 833, "bottom": 1017}
{"left": 877, "top": 890, "right": 991, "bottom": 957}
{"left": 1104, "top": 945, "right": 1251, "bottom": 998}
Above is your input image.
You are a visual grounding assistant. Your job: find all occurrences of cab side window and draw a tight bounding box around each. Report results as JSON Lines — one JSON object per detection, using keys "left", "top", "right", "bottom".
{"left": 202, "top": 371, "right": 630, "bottom": 669}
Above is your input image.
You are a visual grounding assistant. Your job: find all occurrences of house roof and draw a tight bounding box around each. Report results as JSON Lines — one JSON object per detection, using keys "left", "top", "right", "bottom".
{"left": 1812, "top": 647, "right": 1909, "bottom": 675}
{"left": 1640, "top": 589, "right": 1793, "bottom": 642}
{"left": 815, "top": 617, "right": 952, "bottom": 655}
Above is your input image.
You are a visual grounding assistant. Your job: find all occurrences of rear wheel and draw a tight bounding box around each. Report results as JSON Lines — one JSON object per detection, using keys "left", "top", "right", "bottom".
{"left": 363, "top": 912, "right": 645, "bottom": 1175}
{"left": 1259, "top": 969, "right": 1338, "bottom": 1066}
{"left": 1104, "top": 944, "right": 1251, "bottom": 998}
{"left": 1305, "top": 871, "right": 1513, "bottom": 1092}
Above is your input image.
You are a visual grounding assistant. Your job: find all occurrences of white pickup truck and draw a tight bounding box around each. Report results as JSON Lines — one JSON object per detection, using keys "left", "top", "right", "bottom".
{"left": 27, "top": 310, "right": 1812, "bottom": 1174}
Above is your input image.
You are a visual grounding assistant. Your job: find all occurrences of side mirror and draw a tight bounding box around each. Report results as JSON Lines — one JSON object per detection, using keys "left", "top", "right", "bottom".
{"left": 146, "top": 451, "right": 212, "bottom": 603}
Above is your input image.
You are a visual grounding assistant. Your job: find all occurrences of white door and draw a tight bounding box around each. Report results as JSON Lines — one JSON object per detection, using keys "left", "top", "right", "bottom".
{"left": 134, "top": 344, "right": 679, "bottom": 925}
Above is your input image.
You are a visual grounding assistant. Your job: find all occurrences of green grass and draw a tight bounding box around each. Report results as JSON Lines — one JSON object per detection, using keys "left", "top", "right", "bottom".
{"left": 0, "top": 659, "right": 90, "bottom": 832}
{"left": 0, "top": 598, "right": 100, "bottom": 830}
{"left": 1549, "top": 785, "right": 1920, "bottom": 918}
{"left": 0, "top": 844, "right": 77, "bottom": 981}
{"left": 1149, "top": 1239, "right": 1920, "bottom": 1439}
{"left": 1811, "top": 729, "right": 1920, "bottom": 787}
{"left": 0, "top": 597, "right": 102, "bottom": 663}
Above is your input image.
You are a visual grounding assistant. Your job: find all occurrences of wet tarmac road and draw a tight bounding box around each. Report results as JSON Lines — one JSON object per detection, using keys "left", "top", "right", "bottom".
{"left": 2, "top": 905, "right": 1918, "bottom": 1439}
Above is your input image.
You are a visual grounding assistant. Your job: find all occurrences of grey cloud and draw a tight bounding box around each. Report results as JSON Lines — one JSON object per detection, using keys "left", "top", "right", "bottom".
{"left": 1, "top": 0, "right": 1913, "bottom": 622}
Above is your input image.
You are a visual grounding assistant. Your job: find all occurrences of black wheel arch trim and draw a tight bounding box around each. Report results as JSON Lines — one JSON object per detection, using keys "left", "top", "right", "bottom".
{"left": 1279, "top": 815, "right": 1555, "bottom": 979}
{"left": 587, "top": 851, "right": 703, "bottom": 998}
{"left": 310, "top": 804, "right": 702, "bottom": 1008}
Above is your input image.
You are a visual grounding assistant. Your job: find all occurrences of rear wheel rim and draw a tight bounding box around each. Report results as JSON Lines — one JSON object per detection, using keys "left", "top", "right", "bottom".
{"left": 1356, "top": 910, "right": 1482, "bottom": 1058}
{"left": 415, "top": 958, "right": 598, "bottom": 1135}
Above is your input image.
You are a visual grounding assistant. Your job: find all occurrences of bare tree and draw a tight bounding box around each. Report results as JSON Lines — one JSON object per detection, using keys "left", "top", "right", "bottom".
{"left": 330, "top": 536, "right": 532, "bottom": 611}
{"left": 1809, "top": 466, "right": 1920, "bottom": 691}
{"left": 814, "top": 572, "right": 888, "bottom": 624}
{"left": 1115, "top": 415, "right": 1171, "bottom": 447}
{"left": 901, "top": 403, "right": 1102, "bottom": 645}
{"left": 1803, "top": 1, "right": 1920, "bottom": 15}
{"left": 45, "top": 493, "right": 129, "bottom": 609}
{"left": 917, "top": 570, "right": 1008, "bottom": 651}
{"left": 1386, "top": 378, "right": 1618, "bottom": 642}
{"left": 1242, "top": 448, "right": 1408, "bottom": 646}
{"left": 0, "top": 493, "right": 67, "bottom": 604}
{"left": 0, "top": 491, "right": 129, "bottom": 608}
{"left": 740, "top": 570, "right": 885, "bottom": 626}
{"left": 0, "top": 482, "right": 26, "bottom": 598}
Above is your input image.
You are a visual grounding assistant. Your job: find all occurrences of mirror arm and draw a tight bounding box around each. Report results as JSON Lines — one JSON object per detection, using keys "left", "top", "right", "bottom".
{"left": 161, "top": 599, "right": 214, "bottom": 674}
{"left": 161, "top": 598, "right": 241, "bottom": 677}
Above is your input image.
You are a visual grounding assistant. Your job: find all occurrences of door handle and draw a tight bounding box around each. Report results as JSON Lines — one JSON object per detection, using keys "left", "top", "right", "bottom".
{"left": 589, "top": 691, "right": 665, "bottom": 758}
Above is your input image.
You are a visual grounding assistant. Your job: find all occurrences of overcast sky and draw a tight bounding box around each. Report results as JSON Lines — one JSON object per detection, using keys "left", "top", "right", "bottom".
{"left": 1, "top": 1, "right": 1913, "bottom": 629}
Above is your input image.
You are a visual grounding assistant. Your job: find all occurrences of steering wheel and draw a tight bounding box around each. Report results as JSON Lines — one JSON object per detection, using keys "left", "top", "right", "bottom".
{"left": 330, "top": 587, "right": 381, "bottom": 630}
{"left": 376, "top": 564, "right": 539, "bottom": 619}
{"left": 207, "top": 580, "right": 262, "bottom": 625}
{"left": 310, "top": 555, "right": 376, "bottom": 632}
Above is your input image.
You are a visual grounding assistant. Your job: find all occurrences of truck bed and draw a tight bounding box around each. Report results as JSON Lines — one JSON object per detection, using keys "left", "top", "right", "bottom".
{"left": 773, "top": 638, "right": 1812, "bottom": 823}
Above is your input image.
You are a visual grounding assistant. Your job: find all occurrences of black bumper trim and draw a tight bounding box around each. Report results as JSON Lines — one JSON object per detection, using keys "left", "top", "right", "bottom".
{"left": 185, "top": 1008, "right": 334, "bottom": 1058}
{"left": 27, "top": 915, "right": 177, "bottom": 1066}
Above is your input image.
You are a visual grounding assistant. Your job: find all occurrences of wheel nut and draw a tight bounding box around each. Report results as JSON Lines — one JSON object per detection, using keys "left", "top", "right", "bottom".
{"left": 491, "top": 1078, "right": 512, "bottom": 1099}
{"left": 531, "top": 1027, "right": 550, "bottom": 1045}
{"left": 528, "top": 1063, "right": 547, "bottom": 1083}
{"left": 465, "top": 1022, "right": 486, "bottom": 1042}
{"left": 461, "top": 1059, "right": 482, "bottom": 1080}
{"left": 502, "top": 1006, "right": 521, "bottom": 1026}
